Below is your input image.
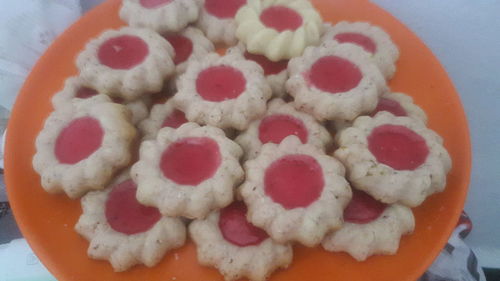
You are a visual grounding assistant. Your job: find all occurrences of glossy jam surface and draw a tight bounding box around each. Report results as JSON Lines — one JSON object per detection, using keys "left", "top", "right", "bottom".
{"left": 75, "top": 87, "right": 98, "bottom": 99}
{"left": 105, "top": 179, "right": 161, "bottom": 235}
{"left": 140, "top": 0, "right": 173, "bottom": 8}
{"left": 205, "top": 0, "right": 247, "bottom": 19}
{"left": 368, "top": 124, "right": 429, "bottom": 171}
{"left": 218, "top": 201, "right": 268, "bottom": 247}
{"left": 196, "top": 66, "right": 246, "bottom": 102}
{"left": 165, "top": 35, "right": 193, "bottom": 65}
{"left": 55, "top": 117, "right": 104, "bottom": 164}
{"left": 243, "top": 51, "right": 288, "bottom": 75}
{"left": 161, "top": 109, "right": 188, "bottom": 129}
{"left": 258, "top": 114, "right": 308, "bottom": 144}
{"left": 160, "top": 137, "right": 221, "bottom": 185}
{"left": 264, "top": 154, "right": 324, "bottom": 209}
{"left": 334, "top": 33, "right": 377, "bottom": 54}
{"left": 98, "top": 35, "right": 149, "bottom": 70}
{"left": 260, "top": 6, "right": 303, "bottom": 32}
{"left": 371, "top": 98, "right": 407, "bottom": 117}
{"left": 308, "top": 56, "right": 362, "bottom": 94}
{"left": 344, "top": 189, "right": 387, "bottom": 224}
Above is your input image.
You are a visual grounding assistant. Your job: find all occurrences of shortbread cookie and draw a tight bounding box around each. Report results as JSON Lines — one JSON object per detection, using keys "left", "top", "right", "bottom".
{"left": 240, "top": 136, "right": 351, "bottom": 246}
{"left": 173, "top": 53, "right": 272, "bottom": 130}
{"left": 197, "top": 0, "right": 248, "bottom": 45}
{"left": 120, "top": 0, "right": 200, "bottom": 33}
{"left": 334, "top": 112, "right": 452, "bottom": 207}
{"left": 33, "top": 98, "right": 136, "bottom": 198}
{"left": 322, "top": 21, "right": 399, "bottom": 79}
{"left": 235, "top": 0, "right": 323, "bottom": 61}
{"left": 190, "top": 201, "right": 293, "bottom": 281}
{"left": 322, "top": 189, "right": 414, "bottom": 261}
{"left": 287, "top": 41, "right": 386, "bottom": 121}
{"left": 77, "top": 27, "right": 175, "bottom": 101}
{"left": 235, "top": 98, "right": 331, "bottom": 160}
{"left": 227, "top": 43, "right": 288, "bottom": 97}
{"left": 131, "top": 122, "right": 244, "bottom": 218}
{"left": 75, "top": 171, "right": 186, "bottom": 272}
{"left": 139, "top": 100, "right": 188, "bottom": 140}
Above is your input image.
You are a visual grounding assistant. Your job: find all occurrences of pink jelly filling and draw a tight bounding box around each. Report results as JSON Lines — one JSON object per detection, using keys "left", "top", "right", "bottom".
{"left": 260, "top": 6, "right": 303, "bottom": 32}
{"left": 55, "top": 117, "right": 104, "bottom": 164}
{"left": 264, "top": 154, "right": 324, "bottom": 209}
{"left": 334, "top": 33, "right": 377, "bottom": 54}
{"left": 258, "top": 114, "right": 308, "bottom": 144}
{"left": 98, "top": 35, "right": 149, "bottom": 70}
{"left": 160, "top": 137, "right": 221, "bottom": 185}
{"left": 368, "top": 124, "right": 429, "bottom": 171}
{"left": 308, "top": 56, "right": 362, "bottom": 94}
{"left": 164, "top": 35, "right": 193, "bottom": 65}
{"left": 161, "top": 109, "right": 188, "bottom": 129}
{"left": 243, "top": 51, "right": 288, "bottom": 76}
{"left": 75, "top": 87, "right": 98, "bottom": 99}
{"left": 140, "top": 0, "right": 173, "bottom": 8}
{"left": 370, "top": 98, "right": 407, "bottom": 117}
{"left": 205, "top": 0, "right": 247, "bottom": 19}
{"left": 218, "top": 201, "right": 268, "bottom": 247}
{"left": 344, "top": 189, "right": 387, "bottom": 224}
{"left": 196, "top": 66, "right": 246, "bottom": 102}
{"left": 105, "top": 179, "right": 161, "bottom": 235}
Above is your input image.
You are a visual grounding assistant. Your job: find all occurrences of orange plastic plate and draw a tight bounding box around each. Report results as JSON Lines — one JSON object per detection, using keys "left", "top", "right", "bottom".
{"left": 5, "top": 0, "right": 471, "bottom": 281}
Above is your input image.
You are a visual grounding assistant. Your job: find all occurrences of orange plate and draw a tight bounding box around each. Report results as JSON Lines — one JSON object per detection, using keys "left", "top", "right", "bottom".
{"left": 5, "top": 0, "right": 471, "bottom": 280}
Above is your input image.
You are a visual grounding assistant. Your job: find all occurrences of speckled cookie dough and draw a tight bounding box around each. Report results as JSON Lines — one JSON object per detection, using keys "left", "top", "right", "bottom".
{"left": 286, "top": 40, "right": 386, "bottom": 121}
{"left": 77, "top": 27, "right": 175, "bottom": 101}
{"left": 334, "top": 112, "right": 452, "bottom": 207}
{"left": 197, "top": 0, "right": 247, "bottom": 45}
{"left": 189, "top": 201, "right": 293, "bottom": 281}
{"left": 33, "top": 98, "right": 137, "bottom": 198}
{"left": 173, "top": 53, "right": 272, "bottom": 130}
{"left": 239, "top": 136, "right": 352, "bottom": 247}
{"left": 235, "top": 0, "right": 323, "bottom": 61}
{"left": 75, "top": 171, "right": 186, "bottom": 272}
{"left": 235, "top": 98, "right": 331, "bottom": 160}
{"left": 131, "top": 122, "right": 244, "bottom": 219}
{"left": 139, "top": 100, "right": 188, "bottom": 140}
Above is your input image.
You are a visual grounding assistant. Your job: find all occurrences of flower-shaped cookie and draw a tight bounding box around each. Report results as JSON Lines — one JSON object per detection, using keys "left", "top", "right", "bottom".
{"left": 131, "top": 122, "right": 244, "bottom": 219}
{"left": 334, "top": 112, "right": 452, "bottom": 207}
{"left": 197, "top": 0, "right": 248, "bottom": 45}
{"left": 120, "top": 0, "right": 200, "bottom": 33}
{"left": 235, "top": 98, "right": 332, "bottom": 160}
{"left": 75, "top": 171, "right": 186, "bottom": 271}
{"left": 139, "top": 100, "right": 188, "bottom": 140}
{"left": 77, "top": 27, "right": 175, "bottom": 101}
{"left": 322, "top": 189, "right": 414, "bottom": 261}
{"left": 323, "top": 21, "right": 399, "bottom": 79}
{"left": 235, "top": 0, "right": 323, "bottom": 61}
{"left": 286, "top": 41, "right": 386, "bottom": 121}
{"left": 52, "top": 76, "right": 150, "bottom": 125}
{"left": 240, "top": 136, "right": 352, "bottom": 246}
{"left": 173, "top": 53, "right": 272, "bottom": 130}
{"left": 33, "top": 98, "right": 136, "bottom": 198}
{"left": 189, "top": 201, "right": 293, "bottom": 281}
{"left": 227, "top": 43, "right": 289, "bottom": 97}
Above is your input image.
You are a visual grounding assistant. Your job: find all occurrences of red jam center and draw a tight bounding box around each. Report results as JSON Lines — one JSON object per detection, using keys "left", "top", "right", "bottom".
{"left": 98, "top": 35, "right": 149, "bottom": 70}
{"left": 205, "top": 0, "right": 247, "bottom": 19}
{"left": 196, "top": 66, "right": 246, "bottom": 102}
{"left": 344, "top": 189, "right": 387, "bottom": 224}
{"left": 164, "top": 35, "right": 193, "bottom": 65}
{"left": 243, "top": 51, "right": 288, "bottom": 76}
{"left": 161, "top": 109, "right": 188, "bottom": 129}
{"left": 308, "top": 56, "right": 362, "bottom": 94}
{"left": 264, "top": 154, "right": 324, "bottom": 209}
{"left": 140, "top": 0, "right": 173, "bottom": 9}
{"left": 75, "top": 87, "right": 98, "bottom": 99}
{"left": 260, "top": 6, "right": 303, "bottom": 32}
{"left": 334, "top": 33, "right": 377, "bottom": 54}
{"left": 160, "top": 137, "right": 221, "bottom": 185}
{"left": 258, "top": 114, "right": 308, "bottom": 144}
{"left": 368, "top": 124, "right": 429, "bottom": 171}
{"left": 218, "top": 201, "right": 268, "bottom": 247}
{"left": 370, "top": 98, "right": 407, "bottom": 117}
{"left": 55, "top": 117, "right": 104, "bottom": 164}
{"left": 105, "top": 179, "right": 161, "bottom": 235}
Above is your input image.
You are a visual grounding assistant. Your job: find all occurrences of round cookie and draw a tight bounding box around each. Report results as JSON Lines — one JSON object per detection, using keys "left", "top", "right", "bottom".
{"left": 197, "top": 0, "right": 248, "bottom": 45}
{"left": 138, "top": 100, "right": 188, "bottom": 140}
